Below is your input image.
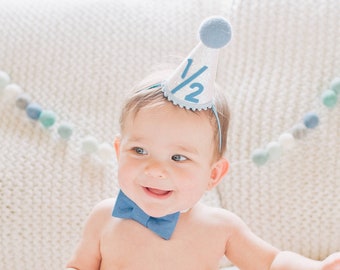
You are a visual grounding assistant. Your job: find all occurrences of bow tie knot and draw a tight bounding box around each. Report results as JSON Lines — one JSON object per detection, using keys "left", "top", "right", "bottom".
{"left": 112, "top": 190, "right": 180, "bottom": 240}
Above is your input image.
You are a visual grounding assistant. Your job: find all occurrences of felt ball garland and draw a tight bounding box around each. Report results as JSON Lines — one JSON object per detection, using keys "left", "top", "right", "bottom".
{"left": 251, "top": 77, "right": 339, "bottom": 166}
{"left": 0, "top": 71, "right": 115, "bottom": 163}
{"left": 0, "top": 70, "right": 338, "bottom": 166}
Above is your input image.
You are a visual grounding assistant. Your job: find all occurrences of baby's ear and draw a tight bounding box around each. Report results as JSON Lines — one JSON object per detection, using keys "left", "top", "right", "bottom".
{"left": 113, "top": 135, "right": 121, "bottom": 159}
{"left": 207, "top": 157, "right": 229, "bottom": 190}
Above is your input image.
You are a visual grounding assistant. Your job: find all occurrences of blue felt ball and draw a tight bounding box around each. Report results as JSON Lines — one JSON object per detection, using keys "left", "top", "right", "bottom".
{"left": 199, "top": 16, "right": 232, "bottom": 49}
{"left": 303, "top": 112, "right": 319, "bottom": 129}
{"left": 26, "top": 103, "right": 42, "bottom": 120}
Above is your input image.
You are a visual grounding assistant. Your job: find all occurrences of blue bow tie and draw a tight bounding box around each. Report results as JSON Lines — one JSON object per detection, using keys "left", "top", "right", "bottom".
{"left": 112, "top": 190, "right": 180, "bottom": 240}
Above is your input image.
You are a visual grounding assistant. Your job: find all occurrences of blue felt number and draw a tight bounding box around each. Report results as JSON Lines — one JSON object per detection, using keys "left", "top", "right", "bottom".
{"left": 170, "top": 58, "right": 208, "bottom": 104}
{"left": 171, "top": 65, "right": 208, "bottom": 95}
{"left": 185, "top": 83, "right": 204, "bottom": 103}
{"left": 181, "top": 59, "right": 193, "bottom": 79}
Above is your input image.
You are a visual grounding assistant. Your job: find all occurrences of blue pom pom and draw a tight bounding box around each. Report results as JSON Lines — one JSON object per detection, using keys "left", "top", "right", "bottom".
{"left": 26, "top": 103, "right": 42, "bottom": 120}
{"left": 303, "top": 112, "right": 319, "bottom": 129}
{"left": 199, "top": 16, "right": 232, "bottom": 49}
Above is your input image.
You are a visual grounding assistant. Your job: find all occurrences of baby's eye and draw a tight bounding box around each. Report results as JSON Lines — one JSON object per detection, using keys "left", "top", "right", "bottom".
{"left": 171, "top": 154, "right": 188, "bottom": 162}
{"left": 133, "top": 147, "right": 148, "bottom": 155}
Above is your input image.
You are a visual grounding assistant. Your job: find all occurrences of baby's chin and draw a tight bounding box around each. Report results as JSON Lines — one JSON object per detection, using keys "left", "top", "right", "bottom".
{"left": 141, "top": 206, "right": 179, "bottom": 218}
{"left": 138, "top": 198, "right": 195, "bottom": 218}
{"left": 139, "top": 202, "right": 192, "bottom": 218}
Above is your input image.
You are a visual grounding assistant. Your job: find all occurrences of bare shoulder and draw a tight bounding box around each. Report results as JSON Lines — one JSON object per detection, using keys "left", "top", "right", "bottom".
{"left": 84, "top": 198, "right": 116, "bottom": 229}
{"left": 181, "top": 203, "right": 249, "bottom": 254}
{"left": 92, "top": 198, "right": 116, "bottom": 213}
{"left": 193, "top": 203, "right": 248, "bottom": 232}
{"left": 192, "top": 203, "right": 248, "bottom": 241}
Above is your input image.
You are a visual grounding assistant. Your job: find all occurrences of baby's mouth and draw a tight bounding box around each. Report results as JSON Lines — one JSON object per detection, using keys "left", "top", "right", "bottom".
{"left": 144, "top": 187, "right": 173, "bottom": 198}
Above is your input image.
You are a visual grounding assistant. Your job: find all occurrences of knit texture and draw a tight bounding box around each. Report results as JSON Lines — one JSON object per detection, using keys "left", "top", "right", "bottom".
{"left": 0, "top": 0, "right": 230, "bottom": 269}
{"left": 217, "top": 0, "right": 340, "bottom": 263}
{"left": 0, "top": 0, "right": 339, "bottom": 269}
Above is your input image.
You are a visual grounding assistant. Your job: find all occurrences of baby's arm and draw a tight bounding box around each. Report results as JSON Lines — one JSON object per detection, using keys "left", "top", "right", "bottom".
{"left": 66, "top": 199, "right": 114, "bottom": 270}
{"left": 224, "top": 212, "right": 340, "bottom": 270}
{"left": 270, "top": 251, "right": 340, "bottom": 270}
{"left": 224, "top": 212, "right": 278, "bottom": 269}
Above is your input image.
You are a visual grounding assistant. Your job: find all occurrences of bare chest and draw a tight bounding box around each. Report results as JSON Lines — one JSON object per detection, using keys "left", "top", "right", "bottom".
{"left": 99, "top": 218, "right": 226, "bottom": 270}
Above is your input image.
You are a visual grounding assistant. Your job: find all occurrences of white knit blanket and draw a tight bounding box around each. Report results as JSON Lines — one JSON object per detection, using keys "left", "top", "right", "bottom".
{"left": 0, "top": 0, "right": 339, "bottom": 269}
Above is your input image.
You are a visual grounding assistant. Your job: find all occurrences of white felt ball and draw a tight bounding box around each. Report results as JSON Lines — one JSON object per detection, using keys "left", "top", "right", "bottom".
{"left": 97, "top": 142, "right": 115, "bottom": 162}
{"left": 0, "top": 71, "right": 10, "bottom": 91}
{"left": 266, "top": 141, "right": 281, "bottom": 161}
{"left": 278, "top": 133, "right": 295, "bottom": 151}
{"left": 330, "top": 77, "right": 340, "bottom": 95}
{"left": 81, "top": 136, "right": 99, "bottom": 154}
{"left": 3, "top": 84, "right": 23, "bottom": 100}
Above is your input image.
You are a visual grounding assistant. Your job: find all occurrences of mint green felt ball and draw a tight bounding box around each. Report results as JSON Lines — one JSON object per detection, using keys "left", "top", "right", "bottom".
{"left": 251, "top": 148, "right": 269, "bottom": 166}
{"left": 57, "top": 122, "right": 73, "bottom": 140}
{"left": 321, "top": 89, "right": 338, "bottom": 108}
{"left": 39, "top": 110, "right": 57, "bottom": 128}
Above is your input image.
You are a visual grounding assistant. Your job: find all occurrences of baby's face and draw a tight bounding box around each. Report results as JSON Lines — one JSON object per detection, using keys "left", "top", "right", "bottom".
{"left": 115, "top": 102, "right": 218, "bottom": 217}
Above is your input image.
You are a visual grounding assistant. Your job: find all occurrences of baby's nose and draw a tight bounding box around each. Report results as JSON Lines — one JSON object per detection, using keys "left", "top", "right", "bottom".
{"left": 144, "top": 161, "right": 167, "bottom": 179}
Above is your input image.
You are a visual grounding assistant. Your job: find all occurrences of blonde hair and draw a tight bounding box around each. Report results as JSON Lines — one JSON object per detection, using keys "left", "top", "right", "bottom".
{"left": 119, "top": 70, "right": 230, "bottom": 159}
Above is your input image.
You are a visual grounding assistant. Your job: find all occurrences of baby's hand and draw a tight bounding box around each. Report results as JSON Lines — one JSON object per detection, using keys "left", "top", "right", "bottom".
{"left": 321, "top": 252, "right": 340, "bottom": 270}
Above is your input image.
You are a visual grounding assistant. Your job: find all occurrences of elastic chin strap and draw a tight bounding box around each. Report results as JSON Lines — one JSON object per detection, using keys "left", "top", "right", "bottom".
{"left": 211, "top": 104, "right": 222, "bottom": 153}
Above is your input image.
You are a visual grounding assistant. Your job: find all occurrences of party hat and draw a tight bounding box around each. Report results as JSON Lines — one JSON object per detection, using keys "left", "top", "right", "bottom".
{"left": 162, "top": 16, "right": 232, "bottom": 111}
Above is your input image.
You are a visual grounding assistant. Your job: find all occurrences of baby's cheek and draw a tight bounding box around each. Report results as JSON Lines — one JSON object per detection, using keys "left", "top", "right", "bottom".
{"left": 117, "top": 163, "right": 133, "bottom": 186}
